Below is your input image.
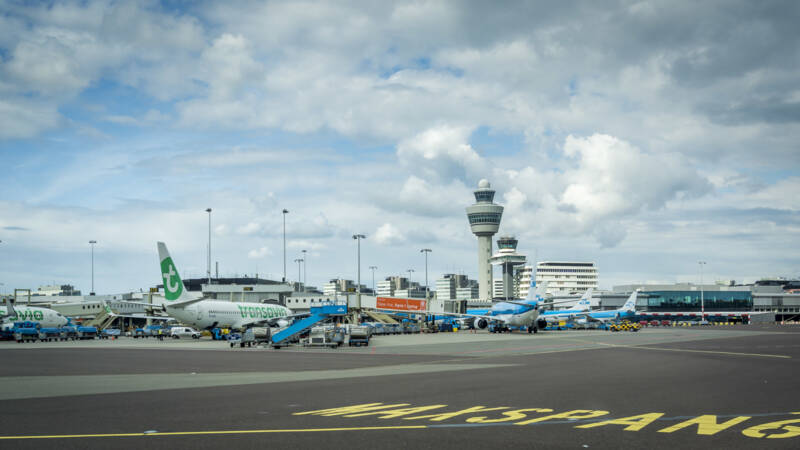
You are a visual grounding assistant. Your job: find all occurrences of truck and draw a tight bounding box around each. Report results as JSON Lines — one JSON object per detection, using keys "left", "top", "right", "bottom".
{"left": 347, "top": 325, "right": 371, "bottom": 347}
{"left": 304, "top": 326, "right": 346, "bottom": 348}
{"left": 229, "top": 327, "right": 271, "bottom": 348}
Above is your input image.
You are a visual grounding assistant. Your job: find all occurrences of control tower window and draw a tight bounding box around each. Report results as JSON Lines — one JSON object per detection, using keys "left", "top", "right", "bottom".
{"left": 474, "top": 191, "right": 495, "bottom": 202}
{"left": 468, "top": 213, "right": 502, "bottom": 225}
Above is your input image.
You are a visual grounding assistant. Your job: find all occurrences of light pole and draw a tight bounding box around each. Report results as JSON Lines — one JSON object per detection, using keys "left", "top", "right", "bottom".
{"left": 699, "top": 261, "right": 706, "bottom": 322}
{"left": 407, "top": 269, "right": 415, "bottom": 284}
{"left": 369, "top": 266, "right": 377, "bottom": 295}
{"left": 206, "top": 208, "right": 212, "bottom": 284}
{"left": 302, "top": 249, "right": 307, "bottom": 292}
{"left": 282, "top": 209, "right": 289, "bottom": 282}
{"left": 353, "top": 234, "right": 366, "bottom": 311}
{"left": 420, "top": 248, "right": 431, "bottom": 300}
{"left": 89, "top": 240, "right": 97, "bottom": 295}
{"left": 294, "top": 258, "right": 303, "bottom": 291}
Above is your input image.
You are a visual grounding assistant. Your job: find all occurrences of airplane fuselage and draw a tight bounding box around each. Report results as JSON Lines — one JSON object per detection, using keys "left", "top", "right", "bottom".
{"left": 0, "top": 306, "right": 69, "bottom": 330}
{"left": 165, "top": 300, "right": 292, "bottom": 330}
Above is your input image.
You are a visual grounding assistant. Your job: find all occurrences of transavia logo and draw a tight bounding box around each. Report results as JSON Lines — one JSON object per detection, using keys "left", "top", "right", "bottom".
{"left": 3, "top": 309, "right": 44, "bottom": 321}
{"left": 160, "top": 257, "right": 183, "bottom": 301}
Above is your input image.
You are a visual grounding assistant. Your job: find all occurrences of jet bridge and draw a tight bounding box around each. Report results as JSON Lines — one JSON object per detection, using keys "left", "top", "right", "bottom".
{"left": 271, "top": 303, "right": 347, "bottom": 347}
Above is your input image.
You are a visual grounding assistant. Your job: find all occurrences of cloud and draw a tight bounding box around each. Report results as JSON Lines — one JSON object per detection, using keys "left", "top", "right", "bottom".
{"left": 247, "top": 247, "right": 271, "bottom": 259}
{"left": 396, "top": 126, "right": 486, "bottom": 183}
{"left": 373, "top": 223, "right": 406, "bottom": 246}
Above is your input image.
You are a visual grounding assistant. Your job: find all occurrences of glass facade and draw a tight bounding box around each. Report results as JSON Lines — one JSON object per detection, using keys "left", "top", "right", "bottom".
{"left": 474, "top": 191, "right": 495, "bottom": 202}
{"left": 644, "top": 290, "right": 752, "bottom": 311}
{"left": 468, "top": 212, "right": 502, "bottom": 225}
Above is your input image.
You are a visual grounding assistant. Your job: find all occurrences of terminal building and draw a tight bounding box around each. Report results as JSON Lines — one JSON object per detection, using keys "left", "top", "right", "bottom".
{"left": 536, "top": 262, "right": 599, "bottom": 295}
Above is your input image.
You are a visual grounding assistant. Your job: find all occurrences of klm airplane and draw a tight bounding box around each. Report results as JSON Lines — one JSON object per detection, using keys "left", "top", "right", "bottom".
{"left": 455, "top": 281, "right": 581, "bottom": 333}
{"left": 577, "top": 290, "right": 638, "bottom": 324}
{"left": 539, "top": 288, "right": 594, "bottom": 327}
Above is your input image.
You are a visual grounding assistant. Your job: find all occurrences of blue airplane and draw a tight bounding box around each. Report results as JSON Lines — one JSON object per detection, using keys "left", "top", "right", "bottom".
{"left": 539, "top": 288, "right": 594, "bottom": 327}
{"left": 576, "top": 290, "right": 638, "bottom": 324}
{"left": 453, "top": 280, "right": 582, "bottom": 333}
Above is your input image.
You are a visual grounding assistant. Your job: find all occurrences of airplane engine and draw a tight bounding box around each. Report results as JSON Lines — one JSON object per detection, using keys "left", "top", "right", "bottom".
{"left": 474, "top": 318, "right": 489, "bottom": 330}
{"left": 536, "top": 318, "right": 548, "bottom": 330}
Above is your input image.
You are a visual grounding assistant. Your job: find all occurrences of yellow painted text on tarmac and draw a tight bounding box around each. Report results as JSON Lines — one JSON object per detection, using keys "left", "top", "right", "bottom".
{"left": 404, "top": 406, "right": 510, "bottom": 422}
{"left": 467, "top": 409, "right": 555, "bottom": 424}
{"left": 514, "top": 410, "right": 610, "bottom": 426}
{"left": 345, "top": 405, "right": 448, "bottom": 419}
{"left": 742, "top": 413, "right": 800, "bottom": 439}
{"left": 658, "top": 415, "right": 751, "bottom": 435}
{"left": 293, "top": 403, "right": 411, "bottom": 417}
{"left": 576, "top": 413, "right": 665, "bottom": 431}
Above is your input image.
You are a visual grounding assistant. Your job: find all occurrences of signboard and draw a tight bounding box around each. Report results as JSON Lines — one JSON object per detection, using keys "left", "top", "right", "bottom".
{"left": 376, "top": 297, "right": 427, "bottom": 312}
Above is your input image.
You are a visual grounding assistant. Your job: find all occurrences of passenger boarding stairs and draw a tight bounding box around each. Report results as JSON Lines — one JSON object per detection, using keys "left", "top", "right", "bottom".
{"left": 84, "top": 309, "right": 116, "bottom": 330}
{"left": 271, "top": 303, "right": 347, "bottom": 347}
{"left": 364, "top": 310, "right": 398, "bottom": 324}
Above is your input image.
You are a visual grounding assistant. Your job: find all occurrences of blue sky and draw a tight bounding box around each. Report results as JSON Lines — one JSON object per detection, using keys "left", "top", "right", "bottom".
{"left": 1, "top": 0, "right": 799, "bottom": 295}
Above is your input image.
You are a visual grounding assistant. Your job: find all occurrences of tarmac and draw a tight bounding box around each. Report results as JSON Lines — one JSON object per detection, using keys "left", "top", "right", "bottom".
{"left": 1, "top": 324, "right": 799, "bottom": 449}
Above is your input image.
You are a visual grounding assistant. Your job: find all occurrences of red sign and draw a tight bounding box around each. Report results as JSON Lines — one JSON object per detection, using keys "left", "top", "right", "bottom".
{"left": 376, "top": 297, "right": 427, "bottom": 312}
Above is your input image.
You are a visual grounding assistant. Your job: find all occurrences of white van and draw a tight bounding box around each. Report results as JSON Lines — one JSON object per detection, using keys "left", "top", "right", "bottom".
{"left": 170, "top": 327, "right": 201, "bottom": 339}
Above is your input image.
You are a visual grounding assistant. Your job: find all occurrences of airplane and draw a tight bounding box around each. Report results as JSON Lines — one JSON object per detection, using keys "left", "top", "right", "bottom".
{"left": 445, "top": 280, "right": 581, "bottom": 334}
{"left": 1, "top": 299, "right": 69, "bottom": 332}
{"left": 539, "top": 288, "right": 594, "bottom": 327}
{"left": 153, "top": 242, "right": 297, "bottom": 330}
{"left": 576, "top": 290, "right": 639, "bottom": 324}
{"left": 100, "top": 300, "right": 173, "bottom": 322}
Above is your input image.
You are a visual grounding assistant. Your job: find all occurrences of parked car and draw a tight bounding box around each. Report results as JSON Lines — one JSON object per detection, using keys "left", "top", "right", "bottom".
{"left": 170, "top": 327, "right": 201, "bottom": 339}
{"left": 661, "top": 320, "right": 672, "bottom": 326}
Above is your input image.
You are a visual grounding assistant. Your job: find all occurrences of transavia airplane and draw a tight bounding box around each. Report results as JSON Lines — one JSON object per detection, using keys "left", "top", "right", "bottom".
{"left": 1, "top": 301, "right": 69, "bottom": 331}
{"left": 539, "top": 288, "right": 594, "bottom": 326}
{"left": 453, "top": 281, "right": 580, "bottom": 333}
{"left": 575, "top": 290, "right": 639, "bottom": 324}
{"left": 154, "top": 242, "right": 298, "bottom": 330}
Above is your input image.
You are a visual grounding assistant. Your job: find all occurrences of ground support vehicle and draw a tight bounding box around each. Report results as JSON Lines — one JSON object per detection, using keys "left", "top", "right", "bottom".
{"left": 37, "top": 327, "right": 63, "bottom": 341}
{"left": 60, "top": 326, "right": 78, "bottom": 340}
{"left": 304, "top": 326, "right": 345, "bottom": 348}
{"left": 211, "top": 327, "right": 233, "bottom": 340}
{"left": 100, "top": 328, "right": 121, "bottom": 339}
{"left": 12, "top": 323, "right": 39, "bottom": 342}
{"left": 76, "top": 326, "right": 98, "bottom": 339}
{"left": 347, "top": 325, "right": 371, "bottom": 347}
{"left": 229, "top": 327, "right": 271, "bottom": 348}
{"left": 402, "top": 322, "right": 420, "bottom": 334}
{"left": 608, "top": 321, "right": 641, "bottom": 332}
{"left": 170, "top": 327, "right": 201, "bottom": 339}
{"left": 134, "top": 325, "right": 165, "bottom": 338}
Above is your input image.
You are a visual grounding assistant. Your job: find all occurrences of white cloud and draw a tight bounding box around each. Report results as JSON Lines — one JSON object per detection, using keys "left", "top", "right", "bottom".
{"left": 396, "top": 126, "right": 486, "bottom": 183}
{"left": 247, "top": 247, "right": 271, "bottom": 259}
{"left": 237, "top": 222, "right": 263, "bottom": 236}
{"left": 373, "top": 223, "right": 406, "bottom": 246}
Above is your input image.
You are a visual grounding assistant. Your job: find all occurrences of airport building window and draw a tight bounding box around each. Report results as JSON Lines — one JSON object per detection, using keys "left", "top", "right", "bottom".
{"left": 467, "top": 213, "right": 502, "bottom": 225}
{"left": 644, "top": 291, "right": 752, "bottom": 311}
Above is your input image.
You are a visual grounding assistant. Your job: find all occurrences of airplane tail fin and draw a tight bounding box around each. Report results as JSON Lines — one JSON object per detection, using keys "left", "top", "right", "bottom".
{"left": 526, "top": 280, "right": 548, "bottom": 301}
{"left": 2, "top": 298, "right": 16, "bottom": 319}
{"left": 621, "top": 291, "right": 638, "bottom": 312}
{"left": 157, "top": 242, "right": 195, "bottom": 303}
{"left": 576, "top": 288, "right": 593, "bottom": 311}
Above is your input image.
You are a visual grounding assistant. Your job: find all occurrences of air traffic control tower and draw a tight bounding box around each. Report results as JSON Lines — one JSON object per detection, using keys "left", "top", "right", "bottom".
{"left": 466, "top": 179, "right": 504, "bottom": 302}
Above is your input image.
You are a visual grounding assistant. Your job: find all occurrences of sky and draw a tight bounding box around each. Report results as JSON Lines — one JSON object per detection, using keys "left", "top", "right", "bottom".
{"left": 1, "top": 0, "right": 799, "bottom": 295}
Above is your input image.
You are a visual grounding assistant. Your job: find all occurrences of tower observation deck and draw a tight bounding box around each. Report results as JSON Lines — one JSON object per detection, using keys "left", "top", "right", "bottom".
{"left": 466, "top": 179, "right": 504, "bottom": 302}
{"left": 490, "top": 236, "right": 527, "bottom": 300}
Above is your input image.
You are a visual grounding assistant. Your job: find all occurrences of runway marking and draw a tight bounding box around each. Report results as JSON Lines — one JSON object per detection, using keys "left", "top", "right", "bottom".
{"left": 2, "top": 412, "right": 799, "bottom": 440}
{"left": 0, "top": 425, "right": 428, "bottom": 440}
{"left": 606, "top": 343, "right": 791, "bottom": 359}
{"left": 0, "top": 363, "right": 516, "bottom": 401}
